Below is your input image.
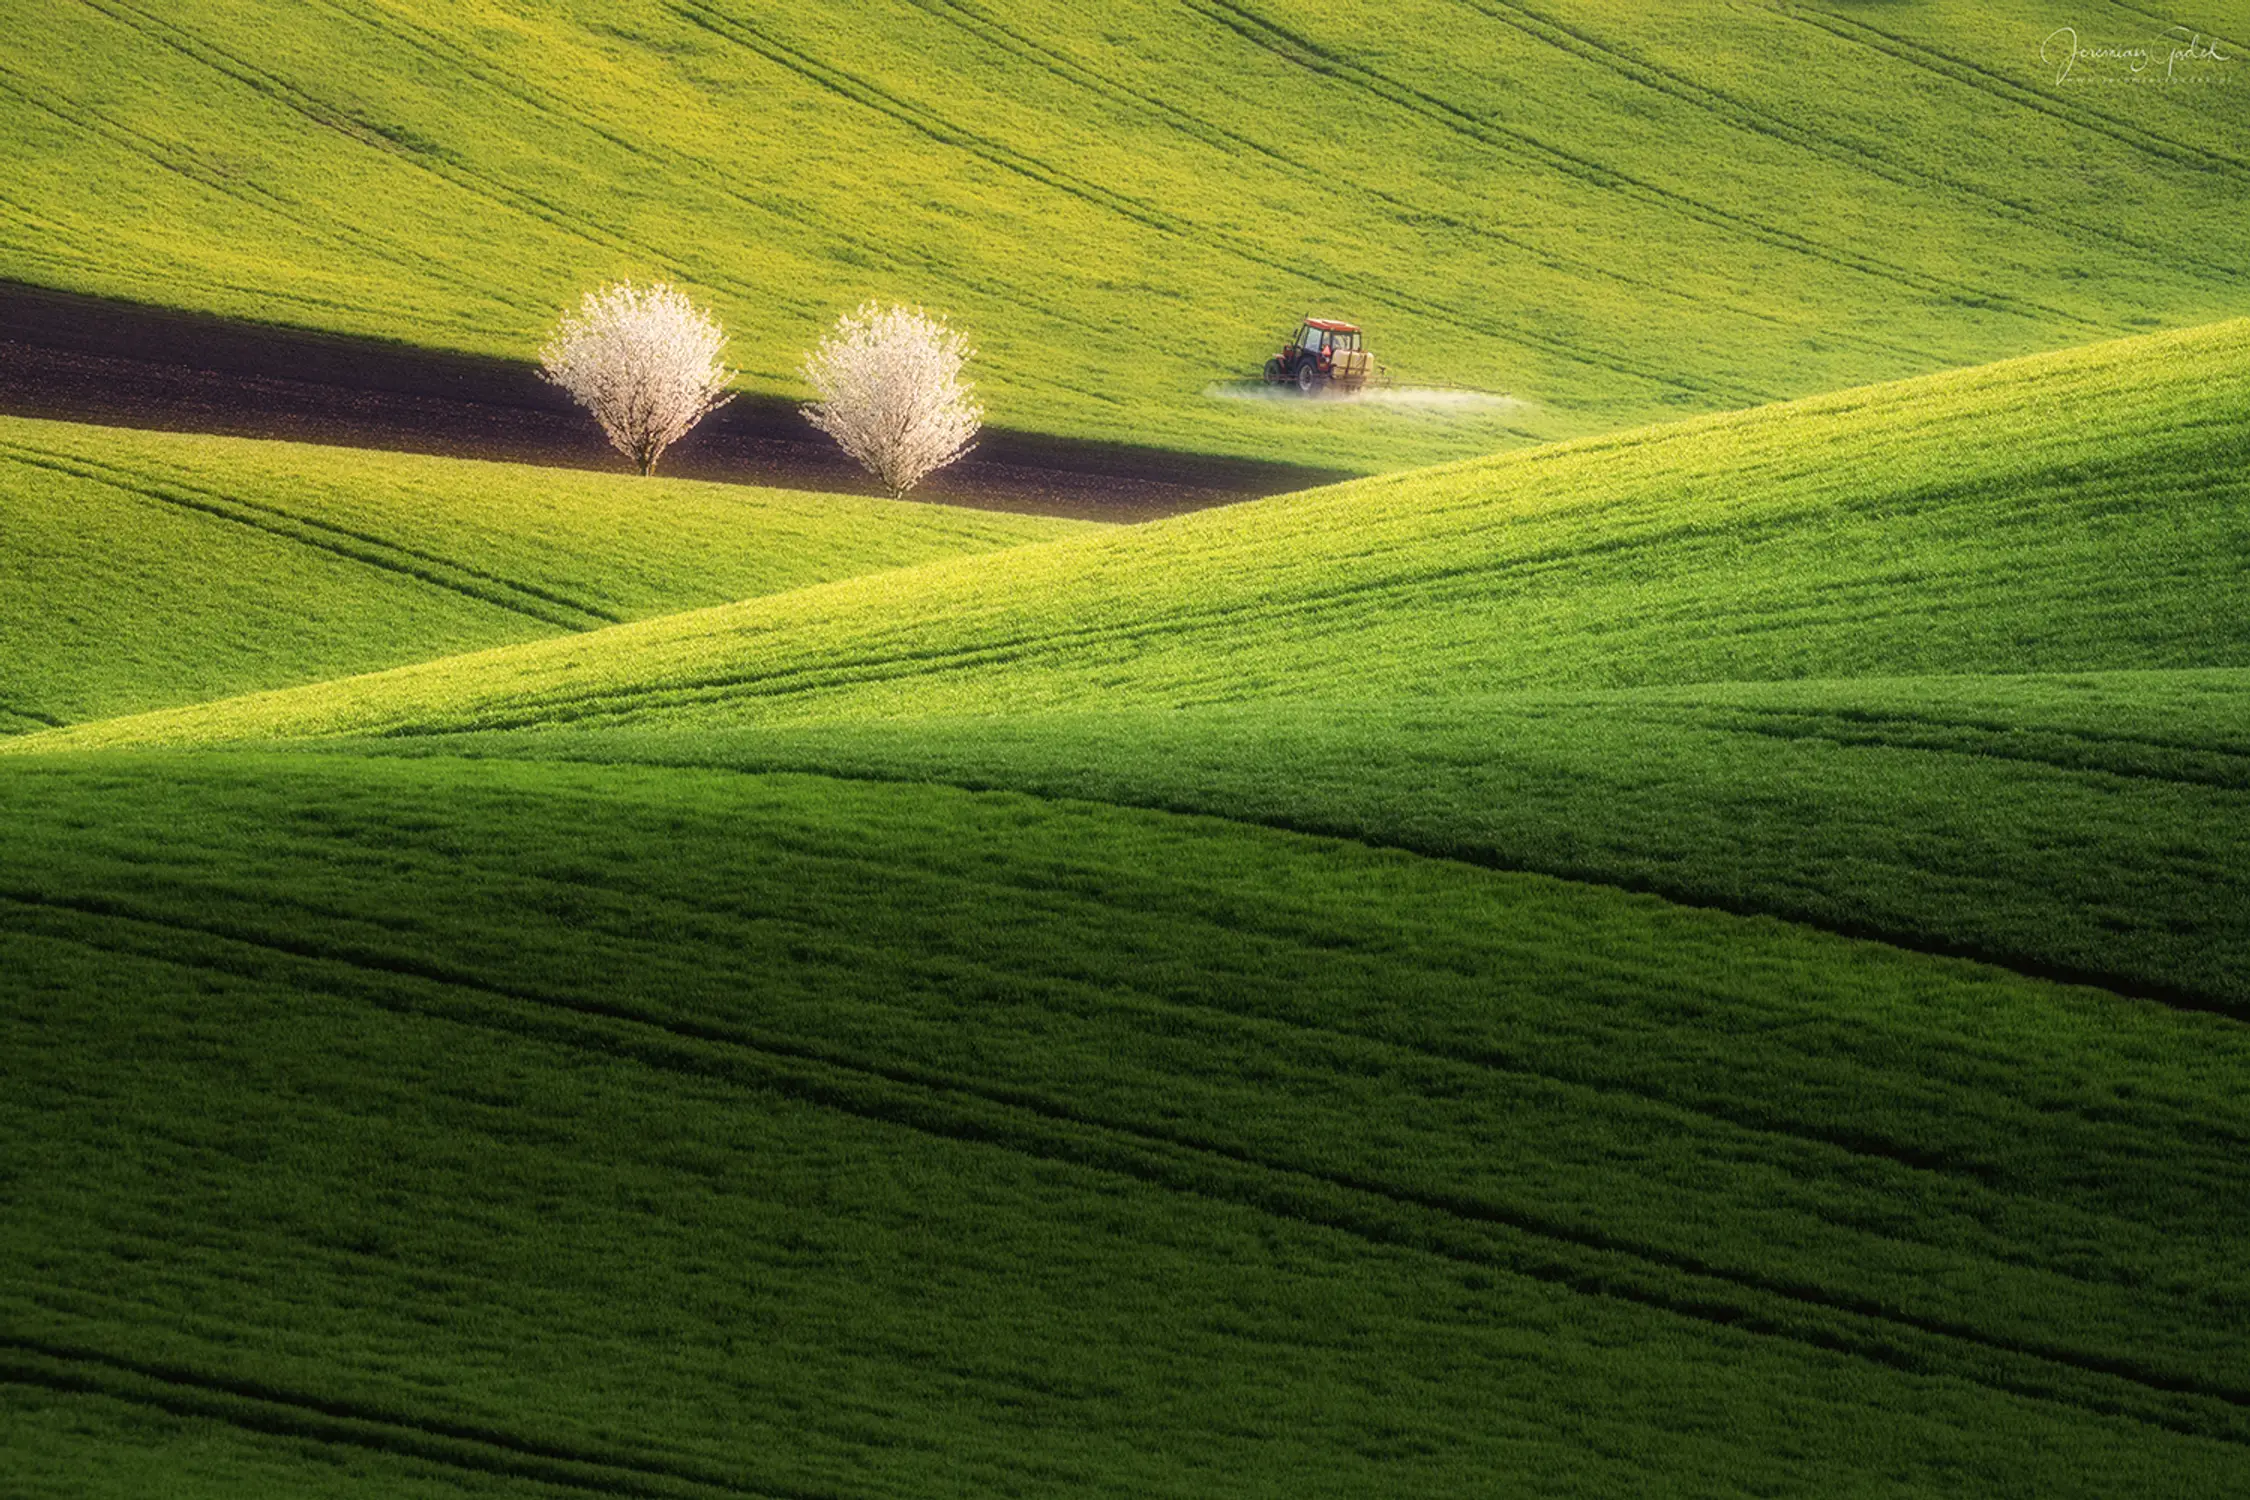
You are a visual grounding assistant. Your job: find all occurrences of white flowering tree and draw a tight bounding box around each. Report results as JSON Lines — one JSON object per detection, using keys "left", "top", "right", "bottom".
{"left": 801, "top": 302, "right": 983, "bottom": 497}
{"left": 540, "top": 281, "right": 734, "bottom": 475}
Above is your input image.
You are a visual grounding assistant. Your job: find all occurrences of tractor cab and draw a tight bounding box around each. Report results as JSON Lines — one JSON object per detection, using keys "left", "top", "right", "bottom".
{"left": 1265, "top": 317, "right": 1373, "bottom": 393}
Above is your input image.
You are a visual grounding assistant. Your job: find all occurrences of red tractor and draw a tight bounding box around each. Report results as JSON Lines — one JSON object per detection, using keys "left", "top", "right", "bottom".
{"left": 1263, "top": 317, "right": 1375, "bottom": 394}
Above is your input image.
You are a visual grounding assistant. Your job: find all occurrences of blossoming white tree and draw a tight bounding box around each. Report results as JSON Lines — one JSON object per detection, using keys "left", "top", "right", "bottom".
{"left": 801, "top": 302, "right": 982, "bottom": 497}
{"left": 539, "top": 281, "right": 734, "bottom": 476}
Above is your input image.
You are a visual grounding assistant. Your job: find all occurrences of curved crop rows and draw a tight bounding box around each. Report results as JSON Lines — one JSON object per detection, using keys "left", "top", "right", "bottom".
{"left": 0, "top": 415, "right": 1084, "bottom": 727}
{"left": 1, "top": 1, "right": 2243, "bottom": 468}
{"left": 19, "top": 323, "right": 2242, "bottom": 1018}
{"left": 2, "top": 22, "right": 2245, "bottom": 1472}
{"left": 488, "top": 666, "right": 2250, "bottom": 1013}
{"left": 4, "top": 755, "right": 2247, "bottom": 1493}
{"left": 43, "top": 319, "right": 2240, "bottom": 745}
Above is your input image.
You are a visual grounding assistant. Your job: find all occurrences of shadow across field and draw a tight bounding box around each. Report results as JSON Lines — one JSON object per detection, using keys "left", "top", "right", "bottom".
{"left": 0, "top": 282, "right": 1349, "bottom": 522}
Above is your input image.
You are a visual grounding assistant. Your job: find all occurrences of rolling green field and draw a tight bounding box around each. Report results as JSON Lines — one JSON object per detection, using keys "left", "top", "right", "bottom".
{"left": 42, "top": 316, "right": 2246, "bottom": 742}
{"left": 5, "top": 5, "right": 2248, "bottom": 1488}
{"left": 0, "top": 414, "right": 1086, "bottom": 728}
{"left": 5, "top": 754, "right": 2249, "bottom": 1497}
{"left": 2, "top": 0, "right": 2245, "bottom": 467}
{"left": 4, "top": 311, "right": 2247, "bottom": 1492}
{"left": 447, "top": 666, "right": 2250, "bottom": 1013}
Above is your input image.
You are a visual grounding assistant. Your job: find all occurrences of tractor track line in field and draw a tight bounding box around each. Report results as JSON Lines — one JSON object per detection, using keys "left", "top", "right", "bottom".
{"left": 452, "top": 747, "right": 2249, "bottom": 1025}
{"left": 1447, "top": 0, "right": 2245, "bottom": 289}
{"left": 2102, "top": 0, "right": 2244, "bottom": 55}
{"left": 4, "top": 434, "right": 621, "bottom": 620}
{"left": 0, "top": 699, "right": 65, "bottom": 730}
{"left": 0, "top": 65, "right": 518, "bottom": 323}
{"left": 300, "top": 0, "right": 1149, "bottom": 357}
{"left": 7, "top": 885, "right": 2249, "bottom": 1443}
{"left": 1711, "top": 695, "right": 2250, "bottom": 764}
{"left": 1689, "top": 704, "right": 2250, "bottom": 791}
{"left": 74, "top": 0, "right": 803, "bottom": 331}
{"left": 0, "top": 442, "right": 609, "bottom": 631}
{"left": 899, "top": 0, "right": 1947, "bottom": 374}
{"left": 1780, "top": 5, "right": 2250, "bottom": 184}
{"left": 0, "top": 438, "right": 622, "bottom": 626}
{"left": 670, "top": 0, "right": 1757, "bottom": 406}
{"left": 0, "top": 186, "right": 85, "bottom": 269}
{"left": 0, "top": 1335, "right": 828, "bottom": 1500}
{"left": 1188, "top": 0, "right": 2106, "bottom": 334}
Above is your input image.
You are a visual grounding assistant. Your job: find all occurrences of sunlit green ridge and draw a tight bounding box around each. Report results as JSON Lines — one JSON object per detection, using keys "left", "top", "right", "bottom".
{"left": 0, "top": 415, "right": 1088, "bottom": 729}
{"left": 33, "top": 317, "right": 2241, "bottom": 747}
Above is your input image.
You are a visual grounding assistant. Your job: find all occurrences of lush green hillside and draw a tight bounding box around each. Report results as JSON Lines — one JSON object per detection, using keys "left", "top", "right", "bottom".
{"left": 39, "top": 318, "right": 2244, "bottom": 742}
{"left": 1, "top": 0, "right": 2243, "bottom": 467}
{"left": 0, "top": 415, "right": 1088, "bottom": 728}
{"left": 5, "top": 323, "right": 2246, "bottom": 1491}
{"left": 437, "top": 665, "right": 2250, "bottom": 1011}
{"left": 19, "top": 319, "right": 2243, "bottom": 1001}
{"left": 5, "top": 753, "right": 2249, "bottom": 1497}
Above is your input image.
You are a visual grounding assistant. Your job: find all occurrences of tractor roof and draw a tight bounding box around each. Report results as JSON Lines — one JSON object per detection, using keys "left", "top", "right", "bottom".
{"left": 1302, "top": 317, "right": 1360, "bottom": 333}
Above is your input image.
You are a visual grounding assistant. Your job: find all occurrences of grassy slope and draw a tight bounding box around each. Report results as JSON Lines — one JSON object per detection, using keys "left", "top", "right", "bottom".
{"left": 2, "top": 0, "right": 2245, "bottom": 468}
{"left": 16, "top": 321, "right": 2244, "bottom": 1001}
{"left": 0, "top": 415, "right": 1087, "bottom": 728}
{"left": 451, "top": 666, "right": 2250, "bottom": 1010}
{"left": 5, "top": 754, "right": 2249, "bottom": 1497}
{"left": 6, "top": 329, "right": 2247, "bottom": 1490}
{"left": 44, "top": 317, "right": 2241, "bottom": 744}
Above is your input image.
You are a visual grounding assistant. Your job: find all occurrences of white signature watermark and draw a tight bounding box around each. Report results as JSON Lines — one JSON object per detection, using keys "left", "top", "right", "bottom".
{"left": 2041, "top": 24, "right": 2233, "bottom": 84}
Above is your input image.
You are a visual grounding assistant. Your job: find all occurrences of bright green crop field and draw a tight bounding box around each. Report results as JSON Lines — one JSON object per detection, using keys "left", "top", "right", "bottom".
{"left": 48, "top": 317, "right": 2246, "bottom": 745}
{"left": 0, "top": 415, "right": 1086, "bottom": 728}
{"left": 6, "top": 2, "right": 2250, "bottom": 1493}
{"left": 2, "top": 0, "right": 2246, "bottom": 467}
{"left": 5, "top": 310, "right": 2248, "bottom": 1492}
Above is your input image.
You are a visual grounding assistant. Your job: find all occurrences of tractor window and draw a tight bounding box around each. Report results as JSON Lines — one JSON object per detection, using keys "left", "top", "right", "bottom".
{"left": 1299, "top": 326, "right": 1324, "bottom": 352}
{"left": 1334, "top": 331, "right": 1361, "bottom": 352}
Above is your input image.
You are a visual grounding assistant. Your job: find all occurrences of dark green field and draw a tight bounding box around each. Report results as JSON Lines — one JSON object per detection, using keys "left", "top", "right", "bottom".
{"left": 6, "top": 753, "right": 2249, "bottom": 1497}
{"left": 5, "top": 1, "right": 2249, "bottom": 1494}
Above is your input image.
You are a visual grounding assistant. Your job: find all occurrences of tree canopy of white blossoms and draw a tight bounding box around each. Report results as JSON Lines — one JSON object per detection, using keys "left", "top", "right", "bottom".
{"left": 801, "top": 302, "right": 983, "bottom": 497}
{"left": 539, "top": 281, "right": 734, "bottom": 476}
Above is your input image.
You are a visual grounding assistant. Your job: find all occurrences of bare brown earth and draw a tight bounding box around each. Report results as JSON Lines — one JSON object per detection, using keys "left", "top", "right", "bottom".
{"left": 0, "top": 282, "right": 1350, "bottom": 523}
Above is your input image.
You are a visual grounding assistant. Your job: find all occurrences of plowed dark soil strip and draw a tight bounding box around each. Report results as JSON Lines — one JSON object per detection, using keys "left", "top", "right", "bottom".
{"left": 0, "top": 280, "right": 1349, "bottom": 522}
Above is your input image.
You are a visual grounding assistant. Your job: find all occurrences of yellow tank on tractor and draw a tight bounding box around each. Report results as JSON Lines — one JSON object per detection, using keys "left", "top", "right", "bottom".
{"left": 1263, "top": 317, "right": 1374, "bottom": 394}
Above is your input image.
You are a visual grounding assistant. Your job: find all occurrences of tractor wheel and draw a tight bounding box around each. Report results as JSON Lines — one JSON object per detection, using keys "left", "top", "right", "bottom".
{"left": 1263, "top": 357, "right": 1285, "bottom": 384}
{"left": 1297, "top": 360, "right": 1322, "bottom": 395}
